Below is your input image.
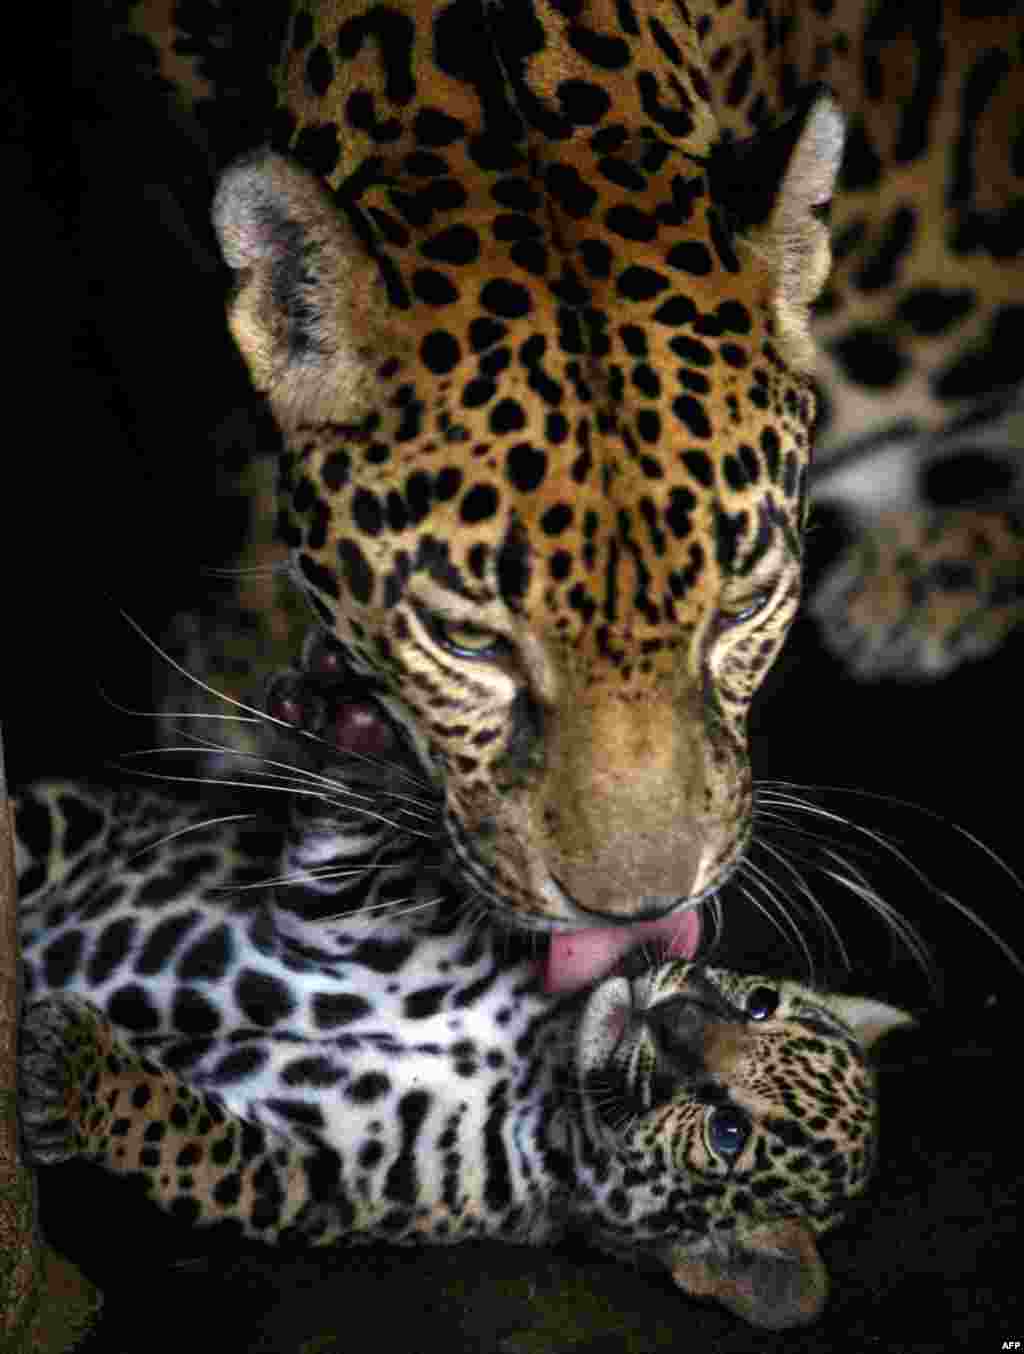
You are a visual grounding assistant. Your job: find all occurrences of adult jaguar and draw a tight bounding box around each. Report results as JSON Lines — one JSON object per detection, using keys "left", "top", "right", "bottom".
{"left": 128, "top": 0, "right": 1023, "bottom": 985}
{"left": 16, "top": 765, "right": 910, "bottom": 1331}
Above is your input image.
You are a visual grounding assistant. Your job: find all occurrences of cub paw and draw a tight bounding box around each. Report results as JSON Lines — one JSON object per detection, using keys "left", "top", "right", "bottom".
{"left": 265, "top": 631, "right": 413, "bottom": 772}
{"left": 19, "top": 995, "right": 101, "bottom": 1165}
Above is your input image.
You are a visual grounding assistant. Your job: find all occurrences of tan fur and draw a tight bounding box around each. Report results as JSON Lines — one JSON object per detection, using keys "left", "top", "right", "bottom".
{"left": 135, "top": 0, "right": 1021, "bottom": 915}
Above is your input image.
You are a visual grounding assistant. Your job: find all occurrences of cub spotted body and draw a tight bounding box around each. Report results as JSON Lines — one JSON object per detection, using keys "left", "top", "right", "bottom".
{"left": 18, "top": 780, "right": 908, "bottom": 1330}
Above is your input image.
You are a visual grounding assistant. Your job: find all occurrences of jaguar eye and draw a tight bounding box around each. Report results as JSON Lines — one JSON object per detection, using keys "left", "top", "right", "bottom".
{"left": 425, "top": 613, "right": 510, "bottom": 660}
{"left": 747, "top": 986, "right": 779, "bottom": 1021}
{"left": 706, "top": 1105, "right": 750, "bottom": 1161}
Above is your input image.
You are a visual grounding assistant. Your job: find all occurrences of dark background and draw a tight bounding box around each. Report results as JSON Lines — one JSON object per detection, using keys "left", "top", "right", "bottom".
{"left": 5, "top": 17, "right": 1020, "bottom": 1351}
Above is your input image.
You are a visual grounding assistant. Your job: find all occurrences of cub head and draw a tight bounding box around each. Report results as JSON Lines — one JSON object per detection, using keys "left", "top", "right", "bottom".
{"left": 575, "top": 960, "right": 911, "bottom": 1328}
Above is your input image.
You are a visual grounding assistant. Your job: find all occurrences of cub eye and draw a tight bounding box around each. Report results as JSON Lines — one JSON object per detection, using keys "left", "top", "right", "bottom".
{"left": 425, "top": 613, "right": 510, "bottom": 660}
{"left": 718, "top": 589, "right": 772, "bottom": 626}
{"left": 747, "top": 986, "right": 779, "bottom": 1021}
{"left": 706, "top": 1105, "right": 750, "bottom": 1161}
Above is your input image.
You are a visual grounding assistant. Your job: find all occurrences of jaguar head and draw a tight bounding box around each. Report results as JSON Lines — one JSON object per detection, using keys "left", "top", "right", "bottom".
{"left": 212, "top": 86, "right": 843, "bottom": 988}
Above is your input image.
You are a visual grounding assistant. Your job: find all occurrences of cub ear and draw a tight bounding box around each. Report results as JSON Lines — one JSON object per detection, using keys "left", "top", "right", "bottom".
{"left": 212, "top": 150, "right": 402, "bottom": 426}
{"left": 714, "top": 92, "right": 844, "bottom": 367}
{"left": 824, "top": 994, "right": 916, "bottom": 1053}
{"left": 667, "top": 1219, "right": 828, "bottom": 1330}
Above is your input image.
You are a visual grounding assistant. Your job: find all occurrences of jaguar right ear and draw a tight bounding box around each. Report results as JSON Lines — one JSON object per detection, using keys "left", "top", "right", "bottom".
{"left": 212, "top": 151, "right": 410, "bottom": 428}
{"left": 712, "top": 91, "right": 845, "bottom": 369}
{"left": 823, "top": 993, "right": 916, "bottom": 1052}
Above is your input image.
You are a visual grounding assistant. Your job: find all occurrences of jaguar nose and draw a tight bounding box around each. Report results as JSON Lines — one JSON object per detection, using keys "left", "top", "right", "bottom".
{"left": 548, "top": 844, "right": 702, "bottom": 918}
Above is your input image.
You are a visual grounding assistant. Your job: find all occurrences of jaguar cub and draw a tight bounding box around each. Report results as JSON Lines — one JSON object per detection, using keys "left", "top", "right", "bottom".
{"left": 18, "top": 767, "right": 909, "bottom": 1330}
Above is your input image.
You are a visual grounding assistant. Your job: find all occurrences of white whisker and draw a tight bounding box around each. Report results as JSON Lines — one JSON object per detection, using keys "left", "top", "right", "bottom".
{"left": 197, "top": 563, "right": 284, "bottom": 578}
{"left": 316, "top": 892, "right": 445, "bottom": 922}
{"left": 129, "top": 741, "right": 435, "bottom": 812}
{"left": 753, "top": 780, "right": 1023, "bottom": 985}
{"left": 117, "top": 764, "right": 436, "bottom": 840}
{"left": 736, "top": 867, "right": 816, "bottom": 978}
{"left": 217, "top": 862, "right": 407, "bottom": 892}
{"left": 99, "top": 691, "right": 262, "bottom": 726}
{"left": 124, "top": 813, "right": 258, "bottom": 864}
{"left": 733, "top": 880, "right": 811, "bottom": 974}
{"left": 116, "top": 608, "right": 428, "bottom": 789}
{"left": 750, "top": 838, "right": 852, "bottom": 972}
{"left": 760, "top": 780, "right": 1024, "bottom": 890}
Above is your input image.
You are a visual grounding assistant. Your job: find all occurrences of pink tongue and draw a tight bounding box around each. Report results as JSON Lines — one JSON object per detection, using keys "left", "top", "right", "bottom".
{"left": 543, "top": 908, "right": 702, "bottom": 994}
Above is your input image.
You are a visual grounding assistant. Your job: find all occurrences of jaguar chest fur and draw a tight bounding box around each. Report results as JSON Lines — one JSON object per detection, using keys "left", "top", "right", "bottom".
{"left": 17, "top": 780, "right": 909, "bottom": 1330}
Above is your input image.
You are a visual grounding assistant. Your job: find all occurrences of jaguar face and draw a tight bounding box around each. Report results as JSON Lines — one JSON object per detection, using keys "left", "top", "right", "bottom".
{"left": 212, "top": 3, "right": 844, "bottom": 985}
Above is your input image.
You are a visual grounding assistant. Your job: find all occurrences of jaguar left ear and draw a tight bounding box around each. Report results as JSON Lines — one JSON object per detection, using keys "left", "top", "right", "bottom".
{"left": 212, "top": 150, "right": 408, "bottom": 429}
{"left": 667, "top": 1219, "right": 828, "bottom": 1330}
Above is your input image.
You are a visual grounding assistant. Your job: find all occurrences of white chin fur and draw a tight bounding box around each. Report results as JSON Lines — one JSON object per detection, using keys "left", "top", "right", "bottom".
{"left": 577, "top": 976, "right": 631, "bottom": 1078}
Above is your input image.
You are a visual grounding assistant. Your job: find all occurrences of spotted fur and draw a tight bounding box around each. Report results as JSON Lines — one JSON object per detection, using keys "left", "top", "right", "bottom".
{"left": 17, "top": 780, "right": 909, "bottom": 1330}
{"left": 685, "top": 2, "right": 1024, "bottom": 677}
{"left": 128, "top": 2, "right": 1022, "bottom": 938}
{"left": 208, "top": 0, "right": 845, "bottom": 937}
